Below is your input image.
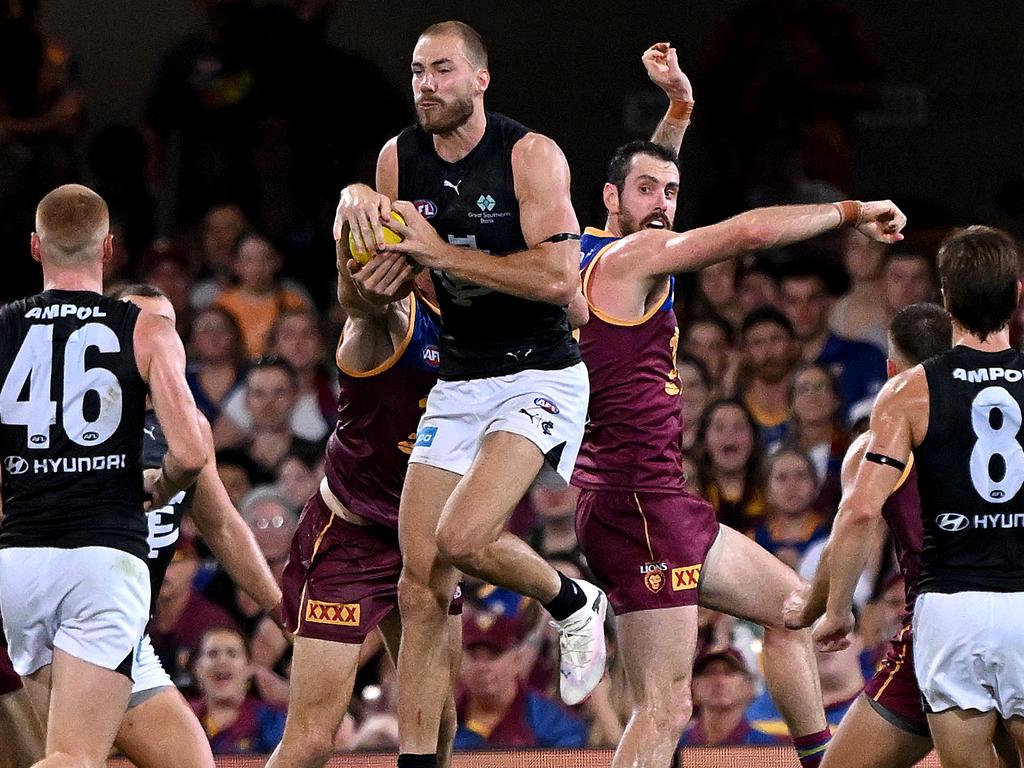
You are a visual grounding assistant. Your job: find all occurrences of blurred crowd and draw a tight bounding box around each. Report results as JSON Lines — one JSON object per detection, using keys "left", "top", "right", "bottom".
{"left": 3, "top": 0, "right": 1024, "bottom": 757}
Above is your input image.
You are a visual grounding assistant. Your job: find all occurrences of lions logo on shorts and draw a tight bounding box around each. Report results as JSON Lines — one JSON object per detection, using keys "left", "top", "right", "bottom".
{"left": 640, "top": 561, "right": 668, "bottom": 593}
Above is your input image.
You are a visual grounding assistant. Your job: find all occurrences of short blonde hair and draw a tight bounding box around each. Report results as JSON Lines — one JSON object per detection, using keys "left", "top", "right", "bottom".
{"left": 35, "top": 184, "right": 109, "bottom": 264}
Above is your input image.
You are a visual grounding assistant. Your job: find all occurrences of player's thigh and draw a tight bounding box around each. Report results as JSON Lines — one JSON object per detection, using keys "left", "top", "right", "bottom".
{"left": 398, "top": 462, "right": 461, "bottom": 578}
{"left": 282, "top": 636, "right": 362, "bottom": 736}
{"left": 20, "top": 665, "right": 50, "bottom": 733}
{"left": 822, "top": 694, "right": 932, "bottom": 768}
{"left": 616, "top": 605, "right": 698, "bottom": 706}
{"left": 0, "top": 688, "right": 44, "bottom": 768}
{"left": 440, "top": 430, "right": 544, "bottom": 539}
{"left": 45, "top": 647, "right": 132, "bottom": 759}
{"left": 928, "top": 708, "right": 1000, "bottom": 768}
{"left": 115, "top": 687, "right": 214, "bottom": 768}
{"left": 699, "top": 524, "right": 803, "bottom": 627}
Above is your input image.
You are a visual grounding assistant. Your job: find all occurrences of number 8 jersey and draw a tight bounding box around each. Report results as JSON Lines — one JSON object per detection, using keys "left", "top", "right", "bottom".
{"left": 917, "top": 345, "right": 1024, "bottom": 594}
{"left": 0, "top": 290, "right": 149, "bottom": 560}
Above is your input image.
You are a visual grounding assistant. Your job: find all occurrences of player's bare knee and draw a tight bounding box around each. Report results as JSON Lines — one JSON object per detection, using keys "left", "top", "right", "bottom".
{"left": 637, "top": 690, "right": 693, "bottom": 735}
{"left": 281, "top": 724, "right": 335, "bottom": 765}
{"left": 398, "top": 573, "right": 450, "bottom": 620}
{"left": 434, "top": 518, "right": 486, "bottom": 567}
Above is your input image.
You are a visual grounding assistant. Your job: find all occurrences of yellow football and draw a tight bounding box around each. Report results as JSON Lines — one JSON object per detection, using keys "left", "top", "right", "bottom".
{"left": 348, "top": 210, "right": 406, "bottom": 265}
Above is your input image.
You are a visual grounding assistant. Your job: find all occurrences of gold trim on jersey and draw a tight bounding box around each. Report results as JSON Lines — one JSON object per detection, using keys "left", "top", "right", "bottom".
{"left": 294, "top": 500, "right": 337, "bottom": 634}
{"left": 892, "top": 453, "right": 915, "bottom": 493}
{"left": 337, "top": 295, "right": 418, "bottom": 378}
{"left": 582, "top": 232, "right": 671, "bottom": 328}
{"left": 633, "top": 493, "right": 656, "bottom": 561}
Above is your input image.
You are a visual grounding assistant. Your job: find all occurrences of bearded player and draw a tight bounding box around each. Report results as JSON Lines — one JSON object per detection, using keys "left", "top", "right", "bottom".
{"left": 574, "top": 136, "right": 906, "bottom": 766}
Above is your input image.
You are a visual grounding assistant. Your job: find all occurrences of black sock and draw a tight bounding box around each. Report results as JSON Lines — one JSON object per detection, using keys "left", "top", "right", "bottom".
{"left": 544, "top": 571, "right": 587, "bottom": 621}
{"left": 397, "top": 755, "right": 437, "bottom": 768}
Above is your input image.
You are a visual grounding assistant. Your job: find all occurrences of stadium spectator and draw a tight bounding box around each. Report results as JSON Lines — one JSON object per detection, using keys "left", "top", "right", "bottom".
{"left": 882, "top": 250, "right": 937, "bottom": 316}
{"left": 455, "top": 611, "right": 587, "bottom": 750}
{"left": 829, "top": 229, "right": 888, "bottom": 350}
{"left": 737, "top": 307, "right": 799, "bottom": 445}
{"left": 274, "top": 452, "right": 320, "bottom": 510}
{"left": 677, "top": 352, "right": 711, "bottom": 452}
{"left": 217, "top": 308, "right": 336, "bottom": 444}
{"left": 214, "top": 357, "right": 322, "bottom": 480}
{"left": 190, "top": 627, "right": 285, "bottom": 755}
{"left": 215, "top": 231, "right": 311, "bottom": 358}
{"left": 149, "top": 533, "right": 240, "bottom": 693}
{"left": 735, "top": 261, "right": 779, "bottom": 318}
{"left": 186, "top": 306, "right": 249, "bottom": 423}
{"left": 680, "top": 646, "right": 776, "bottom": 746}
{"left": 752, "top": 447, "right": 828, "bottom": 568}
{"left": 779, "top": 267, "right": 886, "bottom": 421}
{"left": 697, "top": 399, "right": 766, "bottom": 533}
{"left": 190, "top": 203, "right": 250, "bottom": 310}
{"left": 786, "top": 362, "right": 849, "bottom": 516}
{"left": 682, "top": 315, "right": 738, "bottom": 396}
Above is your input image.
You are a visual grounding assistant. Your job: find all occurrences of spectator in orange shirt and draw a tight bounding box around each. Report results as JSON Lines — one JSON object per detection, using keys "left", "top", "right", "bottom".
{"left": 216, "top": 231, "right": 310, "bottom": 357}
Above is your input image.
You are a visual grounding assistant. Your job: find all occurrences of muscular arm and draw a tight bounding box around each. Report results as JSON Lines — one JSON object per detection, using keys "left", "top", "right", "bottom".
{"left": 135, "top": 312, "right": 206, "bottom": 500}
{"left": 189, "top": 415, "right": 282, "bottom": 615}
{"left": 386, "top": 134, "right": 580, "bottom": 305}
{"left": 819, "top": 370, "right": 925, "bottom": 646}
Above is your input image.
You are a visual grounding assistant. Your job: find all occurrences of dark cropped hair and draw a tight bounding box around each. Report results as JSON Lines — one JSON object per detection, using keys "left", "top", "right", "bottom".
{"left": 420, "top": 21, "right": 488, "bottom": 68}
{"left": 938, "top": 226, "right": 1020, "bottom": 341}
{"left": 741, "top": 305, "right": 795, "bottom": 340}
{"left": 889, "top": 302, "right": 951, "bottom": 365}
{"left": 606, "top": 140, "right": 678, "bottom": 195}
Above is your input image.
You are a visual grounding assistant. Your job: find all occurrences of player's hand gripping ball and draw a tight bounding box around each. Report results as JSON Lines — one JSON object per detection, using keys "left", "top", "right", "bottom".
{"left": 349, "top": 210, "right": 406, "bottom": 265}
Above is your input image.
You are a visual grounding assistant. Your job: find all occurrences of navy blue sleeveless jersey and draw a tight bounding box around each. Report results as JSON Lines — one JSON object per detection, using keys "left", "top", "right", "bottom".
{"left": 396, "top": 111, "right": 580, "bottom": 381}
{"left": 0, "top": 290, "right": 149, "bottom": 560}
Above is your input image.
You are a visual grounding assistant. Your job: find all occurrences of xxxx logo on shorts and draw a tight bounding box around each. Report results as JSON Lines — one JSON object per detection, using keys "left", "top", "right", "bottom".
{"left": 671, "top": 564, "right": 702, "bottom": 591}
{"left": 305, "top": 600, "right": 360, "bottom": 626}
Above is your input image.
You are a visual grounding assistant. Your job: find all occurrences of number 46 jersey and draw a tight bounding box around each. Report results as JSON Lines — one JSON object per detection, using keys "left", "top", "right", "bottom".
{"left": 917, "top": 346, "right": 1024, "bottom": 594}
{"left": 0, "top": 290, "right": 149, "bottom": 560}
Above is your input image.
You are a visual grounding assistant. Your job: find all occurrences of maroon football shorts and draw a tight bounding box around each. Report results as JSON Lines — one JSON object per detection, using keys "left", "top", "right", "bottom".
{"left": 576, "top": 488, "right": 720, "bottom": 614}
{"left": 863, "top": 621, "right": 929, "bottom": 737}
{"left": 282, "top": 490, "right": 461, "bottom": 644}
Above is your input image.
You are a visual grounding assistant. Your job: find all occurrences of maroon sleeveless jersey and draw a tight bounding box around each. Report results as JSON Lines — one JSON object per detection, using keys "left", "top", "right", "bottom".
{"left": 572, "top": 228, "right": 684, "bottom": 492}
{"left": 882, "top": 459, "right": 923, "bottom": 617}
{"left": 323, "top": 297, "right": 440, "bottom": 529}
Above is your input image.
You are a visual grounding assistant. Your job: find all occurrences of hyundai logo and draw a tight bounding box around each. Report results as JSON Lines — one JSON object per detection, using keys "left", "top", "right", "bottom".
{"left": 4, "top": 456, "right": 28, "bottom": 475}
{"left": 936, "top": 513, "right": 969, "bottom": 532}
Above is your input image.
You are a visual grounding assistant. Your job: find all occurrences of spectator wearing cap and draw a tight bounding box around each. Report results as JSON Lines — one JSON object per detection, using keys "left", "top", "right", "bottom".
{"left": 680, "top": 647, "right": 776, "bottom": 746}
{"left": 149, "top": 532, "right": 240, "bottom": 693}
{"left": 737, "top": 307, "right": 799, "bottom": 446}
{"left": 455, "top": 611, "right": 587, "bottom": 750}
{"left": 779, "top": 268, "right": 886, "bottom": 421}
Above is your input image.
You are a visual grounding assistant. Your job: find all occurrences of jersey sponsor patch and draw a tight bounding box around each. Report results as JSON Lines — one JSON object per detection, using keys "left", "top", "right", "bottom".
{"left": 305, "top": 599, "right": 360, "bottom": 627}
{"left": 672, "top": 564, "right": 702, "bottom": 591}
{"left": 414, "top": 425, "right": 437, "bottom": 447}
{"left": 640, "top": 562, "right": 669, "bottom": 593}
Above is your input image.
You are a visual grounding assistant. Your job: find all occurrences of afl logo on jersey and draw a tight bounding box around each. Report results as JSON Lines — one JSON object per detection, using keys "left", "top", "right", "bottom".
{"left": 83, "top": 431, "right": 99, "bottom": 442}
{"left": 534, "top": 397, "right": 560, "bottom": 415}
{"left": 422, "top": 345, "right": 440, "bottom": 367}
{"left": 414, "top": 199, "right": 437, "bottom": 219}
{"left": 4, "top": 456, "right": 28, "bottom": 475}
{"left": 936, "top": 513, "right": 970, "bottom": 532}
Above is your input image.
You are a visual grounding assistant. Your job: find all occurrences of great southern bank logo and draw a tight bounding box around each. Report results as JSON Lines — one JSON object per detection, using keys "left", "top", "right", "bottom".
{"left": 477, "top": 194, "right": 496, "bottom": 212}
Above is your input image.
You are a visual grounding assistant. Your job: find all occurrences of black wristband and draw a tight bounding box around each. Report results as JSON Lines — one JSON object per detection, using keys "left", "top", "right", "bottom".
{"left": 542, "top": 232, "right": 581, "bottom": 244}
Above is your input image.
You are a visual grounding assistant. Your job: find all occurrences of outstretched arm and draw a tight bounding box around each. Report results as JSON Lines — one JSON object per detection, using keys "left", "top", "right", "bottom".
{"left": 813, "top": 373, "right": 919, "bottom": 650}
{"left": 644, "top": 42, "right": 694, "bottom": 153}
{"left": 604, "top": 199, "right": 906, "bottom": 282}
{"left": 383, "top": 133, "right": 580, "bottom": 306}
{"left": 189, "top": 414, "right": 282, "bottom": 617}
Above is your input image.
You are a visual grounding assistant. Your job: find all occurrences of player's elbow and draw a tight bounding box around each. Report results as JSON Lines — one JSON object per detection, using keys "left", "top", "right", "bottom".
{"left": 837, "top": 500, "right": 878, "bottom": 529}
{"left": 736, "top": 216, "right": 779, "bottom": 253}
{"left": 171, "top": 443, "right": 208, "bottom": 479}
{"left": 546, "top": 277, "right": 578, "bottom": 307}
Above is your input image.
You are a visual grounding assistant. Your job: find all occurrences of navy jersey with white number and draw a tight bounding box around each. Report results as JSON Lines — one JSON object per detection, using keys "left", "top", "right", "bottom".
{"left": 0, "top": 290, "right": 149, "bottom": 560}
{"left": 396, "top": 112, "right": 580, "bottom": 380}
{"left": 141, "top": 410, "right": 195, "bottom": 614}
{"left": 917, "top": 346, "right": 1024, "bottom": 593}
